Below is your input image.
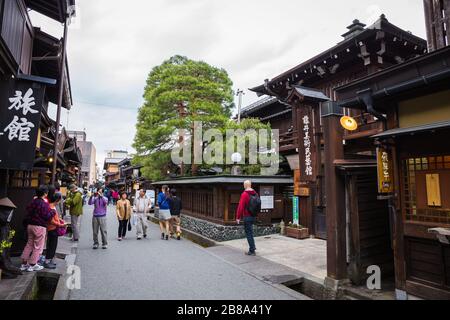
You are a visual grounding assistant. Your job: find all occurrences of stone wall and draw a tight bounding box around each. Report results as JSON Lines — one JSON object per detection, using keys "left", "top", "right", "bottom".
{"left": 180, "top": 214, "right": 280, "bottom": 242}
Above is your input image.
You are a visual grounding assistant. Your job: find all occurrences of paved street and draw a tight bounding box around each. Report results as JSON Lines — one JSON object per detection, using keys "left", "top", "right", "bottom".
{"left": 69, "top": 205, "right": 300, "bottom": 300}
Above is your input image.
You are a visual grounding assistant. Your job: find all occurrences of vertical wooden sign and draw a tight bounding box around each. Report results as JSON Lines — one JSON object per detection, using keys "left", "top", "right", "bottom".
{"left": 376, "top": 147, "right": 394, "bottom": 194}
{"left": 298, "top": 105, "right": 316, "bottom": 182}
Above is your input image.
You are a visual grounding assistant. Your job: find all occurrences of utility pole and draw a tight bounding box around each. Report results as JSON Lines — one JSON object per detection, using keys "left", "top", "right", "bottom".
{"left": 51, "top": 7, "right": 74, "bottom": 185}
{"left": 236, "top": 89, "right": 245, "bottom": 124}
{"left": 177, "top": 102, "right": 187, "bottom": 176}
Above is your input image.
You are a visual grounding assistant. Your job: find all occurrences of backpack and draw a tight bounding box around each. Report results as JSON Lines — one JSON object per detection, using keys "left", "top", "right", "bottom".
{"left": 246, "top": 193, "right": 261, "bottom": 217}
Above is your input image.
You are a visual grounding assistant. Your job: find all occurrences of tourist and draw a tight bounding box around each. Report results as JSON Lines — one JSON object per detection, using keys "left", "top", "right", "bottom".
{"left": 20, "top": 185, "right": 55, "bottom": 272}
{"left": 168, "top": 189, "right": 182, "bottom": 241}
{"left": 112, "top": 189, "right": 120, "bottom": 205}
{"left": 133, "top": 189, "right": 150, "bottom": 240}
{"left": 236, "top": 180, "right": 261, "bottom": 256}
{"left": 157, "top": 185, "right": 172, "bottom": 240}
{"left": 116, "top": 191, "right": 131, "bottom": 241}
{"left": 44, "top": 191, "right": 67, "bottom": 270}
{"left": 65, "top": 185, "right": 83, "bottom": 242}
{"left": 89, "top": 188, "right": 109, "bottom": 249}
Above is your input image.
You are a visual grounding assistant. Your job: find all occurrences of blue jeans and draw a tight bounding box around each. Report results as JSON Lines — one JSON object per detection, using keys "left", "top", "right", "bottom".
{"left": 244, "top": 216, "right": 256, "bottom": 253}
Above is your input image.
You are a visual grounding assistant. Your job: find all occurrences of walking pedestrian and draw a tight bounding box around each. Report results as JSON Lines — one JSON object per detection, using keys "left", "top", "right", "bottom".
{"left": 116, "top": 192, "right": 131, "bottom": 241}
{"left": 236, "top": 180, "right": 261, "bottom": 256}
{"left": 89, "top": 188, "right": 109, "bottom": 249}
{"left": 168, "top": 189, "right": 182, "bottom": 241}
{"left": 133, "top": 189, "right": 151, "bottom": 240}
{"left": 112, "top": 190, "right": 120, "bottom": 205}
{"left": 65, "top": 185, "right": 83, "bottom": 242}
{"left": 20, "top": 185, "right": 55, "bottom": 272}
{"left": 157, "top": 185, "right": 172, "bottom": 240}
{"left": 44, "top": 192, "right": 67, "bottom": 269}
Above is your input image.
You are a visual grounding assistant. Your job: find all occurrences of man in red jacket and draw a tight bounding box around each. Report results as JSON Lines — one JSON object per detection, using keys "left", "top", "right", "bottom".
{"left": 236, "top": 180, "right": 257, "bottom": 256}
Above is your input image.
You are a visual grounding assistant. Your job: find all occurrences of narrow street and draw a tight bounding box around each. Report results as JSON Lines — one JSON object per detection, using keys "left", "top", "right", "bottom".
{"left": 69, "top": 205, "right": 300, "bottom": 300}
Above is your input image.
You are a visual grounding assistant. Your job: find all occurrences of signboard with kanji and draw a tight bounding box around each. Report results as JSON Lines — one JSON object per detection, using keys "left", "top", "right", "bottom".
{"left": 376, "top": 147, "right": 394, "bottom": 194}
{"left": 298, "top": 106, "right": 316, "bottom": 182}
{"left": 293, "top": 196, "right": 300, "bottom": 225}
{"left": 0, "top": 79, "right": 45, "bottom": 170}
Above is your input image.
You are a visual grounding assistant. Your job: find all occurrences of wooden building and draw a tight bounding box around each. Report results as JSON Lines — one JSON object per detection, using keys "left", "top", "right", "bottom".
{"left": 246, "top": 15, "right": 428, "bottom": 241}
{"left": 0, "top": 0, "right": 77, "bottom": 255}
{"left": 336, "top": 44, "right": 450, "bottom": 300}
{"left": 153, "top": 176, "right": 292, "bottom": 241}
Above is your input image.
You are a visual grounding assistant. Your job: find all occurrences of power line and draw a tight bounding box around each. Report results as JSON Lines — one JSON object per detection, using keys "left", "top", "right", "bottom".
{"left": 74, "top": 100, "right": 139, "bottom": 110}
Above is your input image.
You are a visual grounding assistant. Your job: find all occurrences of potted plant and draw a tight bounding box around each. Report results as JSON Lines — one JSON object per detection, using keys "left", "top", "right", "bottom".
{"left": 285, "top": 222, "right": 309, "bottom": 240}
{"left": 0, "top": 230, "right": 15, "bottom": 281}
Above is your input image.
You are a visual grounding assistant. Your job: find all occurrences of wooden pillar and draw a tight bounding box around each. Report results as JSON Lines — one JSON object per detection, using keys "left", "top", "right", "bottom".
{"left": 322, "top": 102, "right": 347, "bottom": 281}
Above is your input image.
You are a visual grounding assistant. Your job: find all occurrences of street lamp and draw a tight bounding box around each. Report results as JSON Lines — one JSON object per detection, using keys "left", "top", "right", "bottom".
{"left": 231, "top": 152, "right": 243, "bottom": 176}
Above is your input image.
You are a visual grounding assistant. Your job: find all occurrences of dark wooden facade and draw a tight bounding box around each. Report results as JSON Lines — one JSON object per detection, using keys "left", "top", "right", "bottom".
{"left": 0, "top": 0, "right": 77, "bottom": 255}
{"left": 424, "top": 0, "right": 450, "bottom": 51}
{"left": 247, "top": 15, "right": 427, "bottom": 241}
{"left": 154, "top": 176, "right": 293, "bottom": 226}
{"left": 336, "top": 45, "right": 450, "bottom": 299}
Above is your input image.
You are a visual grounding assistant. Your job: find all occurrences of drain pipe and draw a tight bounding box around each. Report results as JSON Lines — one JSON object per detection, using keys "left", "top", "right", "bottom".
{"left": 357, "top": 88, "right": 386, "bottom": 122}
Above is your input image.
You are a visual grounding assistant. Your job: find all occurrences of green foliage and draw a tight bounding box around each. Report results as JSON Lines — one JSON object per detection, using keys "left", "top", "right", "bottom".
{"left": 133, "top": 55, "right": 235, "bottom": 180}
{"left": 0, "top": 230, "right": 15, "bottom": 254}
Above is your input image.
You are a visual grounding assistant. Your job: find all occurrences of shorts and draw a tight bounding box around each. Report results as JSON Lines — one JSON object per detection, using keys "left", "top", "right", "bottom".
{"left": 171, "top": 216, "right": 181, "bottom": 226}
{"left": 159, "top": 209, "right": 172, "bottom": 221}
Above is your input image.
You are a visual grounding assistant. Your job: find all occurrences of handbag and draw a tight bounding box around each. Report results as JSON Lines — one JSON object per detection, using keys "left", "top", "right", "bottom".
{"left": 131, "top": 213, "right": 138, "bottom": 226}
{"left": 128, "top": 219, "right": 132, "bottom": 231}
{"left": 56, "top": 226, "right": 67, "bottom": 237}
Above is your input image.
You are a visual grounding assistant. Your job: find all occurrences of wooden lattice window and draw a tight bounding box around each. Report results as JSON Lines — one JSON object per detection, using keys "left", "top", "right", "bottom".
{"left": 403, "top": 156, "right": 450, "bottom": 224}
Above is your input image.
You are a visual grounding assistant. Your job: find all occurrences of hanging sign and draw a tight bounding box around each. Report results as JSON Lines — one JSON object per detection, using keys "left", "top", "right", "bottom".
{"left": 298, "top": 106, "right": 316, "bottom": 182}
{"left": 377, "top": 147, "right": 394, "bottom": 194}
{"left": 293, "top": 196, "right": 300, "bottom": 225}
{"left": 0, "top": 79, "right": 46, "bottom": 170}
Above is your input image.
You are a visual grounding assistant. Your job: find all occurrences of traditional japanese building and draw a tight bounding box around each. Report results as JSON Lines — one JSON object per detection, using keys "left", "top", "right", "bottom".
{"left": 334, "top": 0, "right": 450, "bottom": 300}
{"left": 246, "top": 15, "right": 428, "bottom": 241}
{"left": 0, "top": 0, "right": 77, "bottom": 254}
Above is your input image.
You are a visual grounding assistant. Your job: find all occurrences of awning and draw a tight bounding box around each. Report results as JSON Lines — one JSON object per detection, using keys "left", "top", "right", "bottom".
{"left": 372, "top": 120, "right": 450, "bottom": 139}
{"left": 25, "top": 0, "right": 76, "bottom": 23}
{"left": 32, "top": 28, "right": 72, "bottom": 109}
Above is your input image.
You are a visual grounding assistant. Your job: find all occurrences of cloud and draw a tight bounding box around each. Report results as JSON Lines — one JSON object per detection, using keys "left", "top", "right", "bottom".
{"left": 32, "top": 0, "right": 427, "bottom": 168}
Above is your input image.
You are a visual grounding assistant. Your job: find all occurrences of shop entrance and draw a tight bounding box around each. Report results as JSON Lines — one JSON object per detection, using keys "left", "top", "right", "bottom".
{"left": 346, "top": 170, "right": 395, "bottom": 285}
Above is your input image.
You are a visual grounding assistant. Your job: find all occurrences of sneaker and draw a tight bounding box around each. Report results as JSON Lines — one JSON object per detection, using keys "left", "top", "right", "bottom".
{"left": 27, "top": 264, "right": 44, "bottom": 272}
{"left": 44, "top": 262, "right": 57, "bottom": 270}
{"left": 93, "top": 244, "right": 99, "bottom": 250}
{"left": 118, "top": 237, "right": 122, "bottom": 242}
{"left": 143, "top": 234, "right": 147, "bottom": 238}
{"left": 20, "top": 264, "right": 29, "bottom": 272}
{"left": 246, "top": 252, "right": 256, "bottom": 256}
{"left": 102, "top": 245, "right": 108, "bottom": 250}
{"left": 137, "top": 237, "right": 142, "bottom": 240}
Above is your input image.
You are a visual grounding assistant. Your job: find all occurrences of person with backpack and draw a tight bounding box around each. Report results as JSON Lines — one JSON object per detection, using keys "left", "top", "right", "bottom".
{"left": 236, "top": 180, "right": 261, "bottom": 256}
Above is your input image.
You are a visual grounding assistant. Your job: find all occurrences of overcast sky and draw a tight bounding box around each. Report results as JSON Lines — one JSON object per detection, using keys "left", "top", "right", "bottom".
{"left": 30, "top": 0, "right": 427, "bottom": 167}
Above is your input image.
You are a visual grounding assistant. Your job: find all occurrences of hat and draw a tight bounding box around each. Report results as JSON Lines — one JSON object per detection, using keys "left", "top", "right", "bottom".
{"left": 0, "top": 198, "right": 17, "bottom": 209}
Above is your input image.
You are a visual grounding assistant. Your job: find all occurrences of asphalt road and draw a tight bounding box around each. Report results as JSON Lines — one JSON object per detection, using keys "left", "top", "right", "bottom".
{"left": 69, "top": 205, "right": 298, "bottom": 300}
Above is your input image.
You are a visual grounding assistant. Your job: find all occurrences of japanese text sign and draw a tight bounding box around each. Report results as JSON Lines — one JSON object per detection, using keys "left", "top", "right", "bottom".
{"left": 0, "top": 79, "right": 45, "bottom": 170}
